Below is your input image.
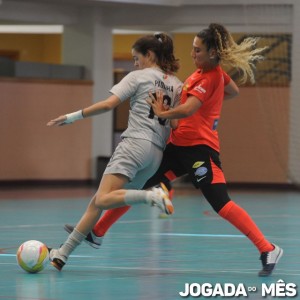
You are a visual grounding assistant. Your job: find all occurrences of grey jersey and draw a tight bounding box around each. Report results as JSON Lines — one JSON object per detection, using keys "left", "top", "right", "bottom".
{"left": 110, "top": 68, "right": 182, "bottom": 149}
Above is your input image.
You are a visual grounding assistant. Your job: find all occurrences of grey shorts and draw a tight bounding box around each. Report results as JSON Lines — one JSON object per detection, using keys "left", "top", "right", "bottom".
{"left": 104, "top": 138, "right": 163, "bottom": 189}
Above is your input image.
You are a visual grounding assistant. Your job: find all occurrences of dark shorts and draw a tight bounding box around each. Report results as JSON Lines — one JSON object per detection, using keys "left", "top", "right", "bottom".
{"left": 146, "top": 143, "right": 226, "bottom": 189}
{"left": 144, "top": 143, "right": 230, "bottom": 212}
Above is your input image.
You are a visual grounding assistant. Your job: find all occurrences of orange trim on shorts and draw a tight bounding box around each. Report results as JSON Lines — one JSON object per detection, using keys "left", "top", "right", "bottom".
{"left": 164, "top": 170, "right": 177, "bottom": 181}
{"left": 210, "top": 158, "right": 226, "bottom": 184}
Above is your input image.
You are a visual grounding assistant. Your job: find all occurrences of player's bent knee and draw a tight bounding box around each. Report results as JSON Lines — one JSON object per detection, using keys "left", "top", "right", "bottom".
{"left": 95, "top": 194, "right": 110, "bottom": 209}
{"left": 201, "top": 183, "right": 231, "bottom": 213}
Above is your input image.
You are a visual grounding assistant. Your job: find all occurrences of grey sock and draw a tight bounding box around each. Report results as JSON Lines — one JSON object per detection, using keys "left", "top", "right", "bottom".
{"left": 59, "top": 228, "right": 86, "bottom": 258}
{"left": 124, "top": 190, "right": 153, "bottom": 205}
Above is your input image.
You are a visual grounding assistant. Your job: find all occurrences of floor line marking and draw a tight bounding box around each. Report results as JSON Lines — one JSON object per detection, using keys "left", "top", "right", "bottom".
{"left": 152, "top": 233, "right": 245, "bottom": 238}
{"left": 0, "top": 253, "right": 96, "bottom": 258}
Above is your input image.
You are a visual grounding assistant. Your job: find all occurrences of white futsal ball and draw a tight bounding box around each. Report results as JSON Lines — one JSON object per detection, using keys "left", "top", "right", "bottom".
{"left": 16, "top": 240, "right": 49, "bottom": 273}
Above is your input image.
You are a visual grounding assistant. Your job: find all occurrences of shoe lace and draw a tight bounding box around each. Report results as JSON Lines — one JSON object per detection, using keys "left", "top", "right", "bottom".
{"left": 260, "top": 251, "right": 270, "bottom": 266}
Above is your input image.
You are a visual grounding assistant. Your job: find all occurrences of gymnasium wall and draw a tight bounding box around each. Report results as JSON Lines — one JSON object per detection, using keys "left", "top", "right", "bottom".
{"left": 0, "top": 33, "right": 289, "bottom": 184}
{"left": 220, "top": 87, "right": 289, "bottom": 184}
{"left": 0, "top": 78, "right": 92, "bottom": 180}
{"left": 0, "top": 34, "right": 61, "bottom": 63}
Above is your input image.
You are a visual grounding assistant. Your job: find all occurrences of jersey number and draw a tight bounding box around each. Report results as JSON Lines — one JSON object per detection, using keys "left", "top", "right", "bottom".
{"left": 148, "top": 93, "right": 171, "bottom": 126}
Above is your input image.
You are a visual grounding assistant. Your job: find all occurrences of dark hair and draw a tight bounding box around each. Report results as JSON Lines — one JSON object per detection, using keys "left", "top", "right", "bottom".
{"left": 132, "top": 33, "right": 179, "bottom": 74}
{"left": 196, "top": 24, "right": 230, "bottom": 63}
{"left": 196, "top": 23, "right": 267, "bottom": 84}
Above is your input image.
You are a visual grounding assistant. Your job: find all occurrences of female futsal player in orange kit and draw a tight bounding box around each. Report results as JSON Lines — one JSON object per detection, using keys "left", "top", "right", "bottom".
{"left": 66, "top": 23, "right": 283, "bottom": 277}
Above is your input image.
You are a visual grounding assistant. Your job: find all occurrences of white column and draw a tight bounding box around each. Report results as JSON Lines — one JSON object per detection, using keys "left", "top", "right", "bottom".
{"left": 289, "top": 1, "right": 300, "bottom": 185}
{"left": 62, "top": 8, "right": 113, "bottom": 179}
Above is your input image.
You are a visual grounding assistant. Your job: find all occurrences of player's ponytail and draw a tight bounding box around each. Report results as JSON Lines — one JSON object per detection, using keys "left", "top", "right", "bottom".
{"left": 154, "top": 33, "right": 180, "bottom": 74}
{"left": 197, "top": 23, "right": 267, "bottom": 84}
{"left": 132, "top": 33, "right": 179, "bottom": 74}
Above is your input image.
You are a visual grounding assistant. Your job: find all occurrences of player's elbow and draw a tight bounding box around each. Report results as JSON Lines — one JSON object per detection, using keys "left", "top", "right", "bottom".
{"left": 224, "top": 88, "right": 239, "bottom": 101}
{"left": 102, "top": 101, "right": 115, "bottom": 112}
{"left": 225, "top": 81, "right": 240, "bottom": 100}
{"left": 232, "top": 88, "right": 240, "bottom": 98}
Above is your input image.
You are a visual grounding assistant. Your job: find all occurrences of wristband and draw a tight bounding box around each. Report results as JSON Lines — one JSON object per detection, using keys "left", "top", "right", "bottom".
{"left": 65, "top": 110, "right": 84, "bottom": 123}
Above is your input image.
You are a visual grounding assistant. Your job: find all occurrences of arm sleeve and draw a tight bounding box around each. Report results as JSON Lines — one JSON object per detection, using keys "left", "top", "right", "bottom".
{"left": 110, "top": 72, "right": 138, "bottom": 102}
{"left": 222, "top": 70, "right": 231, "bottom": 86}
{"left": 188, "top": 78, "right": 210, "bottom": 103}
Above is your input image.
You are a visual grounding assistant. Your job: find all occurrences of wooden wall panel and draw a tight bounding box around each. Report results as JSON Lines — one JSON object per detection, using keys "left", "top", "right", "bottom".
{"left": 0, "top": 79, "right": 289, "bottom": 184}
{"left": 0, "top": 79, "right": 92, "bottom": 180}
{"left": 219, "top": 87, "right": 289, "bottom": 183}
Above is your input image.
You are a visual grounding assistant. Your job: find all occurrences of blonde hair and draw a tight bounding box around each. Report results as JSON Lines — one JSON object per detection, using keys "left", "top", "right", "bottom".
{"left": 197, "top": 23, "right": 267, "bottom": 84}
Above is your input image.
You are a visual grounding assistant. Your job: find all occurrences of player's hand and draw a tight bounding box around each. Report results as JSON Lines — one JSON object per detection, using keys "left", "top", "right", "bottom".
{"left": 47, "top": 115, "right": 68, "bottom": 127}
{"left": 147, "top": 90, "right": 167, "bottom": 118}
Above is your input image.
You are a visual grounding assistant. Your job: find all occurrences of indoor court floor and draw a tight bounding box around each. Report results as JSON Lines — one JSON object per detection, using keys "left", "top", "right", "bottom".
{"left": 0, "top": 186, "right": 299, "bottom": 300}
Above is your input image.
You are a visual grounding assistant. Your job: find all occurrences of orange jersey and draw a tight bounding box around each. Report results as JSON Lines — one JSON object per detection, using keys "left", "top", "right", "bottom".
{"left": 169, "top": 65, "right": 230, "bottom": 152}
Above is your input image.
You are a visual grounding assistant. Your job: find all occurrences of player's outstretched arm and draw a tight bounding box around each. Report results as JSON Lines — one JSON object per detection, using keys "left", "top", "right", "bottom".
{"left": 47, "top": 95, "right": 121, "bottom": 127}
